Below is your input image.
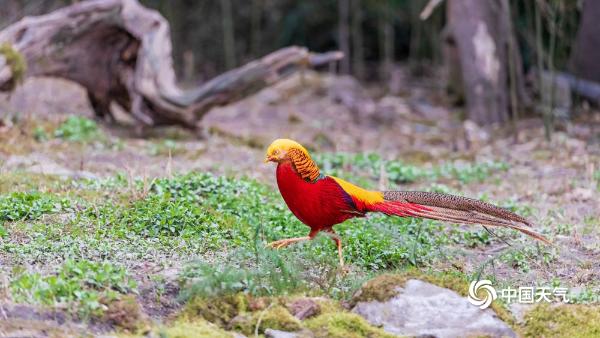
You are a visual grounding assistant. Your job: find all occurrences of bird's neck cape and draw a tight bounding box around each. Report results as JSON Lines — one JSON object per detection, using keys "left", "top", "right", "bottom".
{"left": 287, "top": 148, "right": 321, "bottom": 182}
{"left": 286, "top": 147, "right": 385, "bottom": 205}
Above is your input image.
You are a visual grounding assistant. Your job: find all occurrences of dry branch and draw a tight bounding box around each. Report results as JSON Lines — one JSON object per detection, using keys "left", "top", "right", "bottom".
{"left": 0, "top": 0, "right": 342, "bottom": 128}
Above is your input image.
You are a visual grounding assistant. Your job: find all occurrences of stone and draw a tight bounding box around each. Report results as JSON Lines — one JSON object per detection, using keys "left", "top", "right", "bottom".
{"left": 286, "top": 298, "right": 320, "bottom": 320}
{"left": 352, "top": 279, "right": 516, "bottom": 338}
{"left": 264, "top": 328, "right": 310, "bottom": 338}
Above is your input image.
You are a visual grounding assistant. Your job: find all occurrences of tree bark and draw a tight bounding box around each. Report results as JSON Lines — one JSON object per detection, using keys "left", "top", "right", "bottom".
{"left": 351, "top": 0, "right": 365, "bottom": 79}
{"left": 220, "top": 0, "right": 236, "bottom": 70}
{"left": 338, "top": 0, "right": 351, "bottom": 74}
{"left": 446, "top": 0, "right": 522, "bottom": 125}
{"left": 570, "top": 0, "right": 600, "bottom": 83}
{"left": 0, "top": 0, "right": 342, "bottom": 129}
{"left": 251, "top": 0, "right": 262, "bottom": 58}
{"left": 379, "top": 0, "right": 394, "bottom": 83}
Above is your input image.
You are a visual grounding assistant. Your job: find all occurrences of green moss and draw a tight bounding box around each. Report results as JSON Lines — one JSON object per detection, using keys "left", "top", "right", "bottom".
{"left": 313, "top": 298, "right": 342, "bottom": 314}
{"left": 0, "top": 43, "right": 26, "bottom": 89}
{"left": 351, "top": 273, "right": 407, "bottom": 305}
{"left": 118, "top": 319, "right": 234, "bottom": 338}
{"left": 304, "top": 312, "right": 396, "bottom": 338}
{"left": 183, "top": 294, "right": 248, "bottom": 327}
{"left": 350, "top": 271, "right": 471, "bottom": 304}
{"left": 230, "top": 305, "right": 302, "bottom": 335}
{"left": 523, "top": 304, "right": 600, "bottom": 338}
{"left": 160, "top": 320, "right": 234, "bottom": 338}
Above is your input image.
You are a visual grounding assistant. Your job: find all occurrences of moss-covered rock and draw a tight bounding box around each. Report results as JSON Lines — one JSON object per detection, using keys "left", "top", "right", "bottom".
{"left": 183, "top": 293, "right": 248, "bottom": 327}
{"left": 0, "top": 43, "right": 26, "bottom": 90}
{"left": 350, "top": 273, "right": 407, "bottom": 305}
{"left": 350, "top": 271, "right": 472, "bottom": 305}
{"left": 522, "top": 303, "right": 600, "bottom": 338}
{"left": 349, "top": 271, "right": 515, "bottom": 328}
{"left": 304, "top": 312, "right": 396, "bottom": 338}
{"left": 229, "top": 305, "right": 302, "bottom": 335}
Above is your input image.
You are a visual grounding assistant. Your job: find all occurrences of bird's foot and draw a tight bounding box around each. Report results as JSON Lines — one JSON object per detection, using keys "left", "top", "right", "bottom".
{"left": 266, "top": 239, "right": 295, "bottom": 249}
{"left": 266, "top": 236, "right": 310, "bottom": 249}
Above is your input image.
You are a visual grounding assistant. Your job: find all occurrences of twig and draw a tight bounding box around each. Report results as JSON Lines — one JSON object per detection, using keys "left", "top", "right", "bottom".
{"left": 420, "top": 0, "right": 444, "bottom": 21}
{"left": 254, "top": 302, "right": 274, "bottom": 337}
{"left": 482, "top": 226, "right": 513, "bottom": 247}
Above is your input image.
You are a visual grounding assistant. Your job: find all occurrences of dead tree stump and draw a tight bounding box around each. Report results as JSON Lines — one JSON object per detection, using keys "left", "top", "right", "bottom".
{"left": 0, "top": 0, "right": 342, "bottom": 128}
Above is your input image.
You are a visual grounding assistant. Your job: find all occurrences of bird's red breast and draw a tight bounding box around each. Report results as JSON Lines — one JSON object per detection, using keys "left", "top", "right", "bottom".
{"left": 276, "top": 162, "right": 361, "bottom": 231}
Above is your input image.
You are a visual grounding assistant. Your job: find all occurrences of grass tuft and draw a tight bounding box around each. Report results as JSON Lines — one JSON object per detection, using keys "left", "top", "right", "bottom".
{"left": 10, "top": 259, "right": 137, "bottom": 318}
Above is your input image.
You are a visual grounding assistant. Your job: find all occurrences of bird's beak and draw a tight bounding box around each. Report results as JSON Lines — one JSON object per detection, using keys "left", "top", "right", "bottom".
{"left": 264, "top": 155, "right": 276, "bottom": 163}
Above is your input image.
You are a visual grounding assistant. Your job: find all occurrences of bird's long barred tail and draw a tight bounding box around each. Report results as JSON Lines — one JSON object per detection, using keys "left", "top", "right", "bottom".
{"left": 373, "top": 191, "right": 550, "bottom": 244}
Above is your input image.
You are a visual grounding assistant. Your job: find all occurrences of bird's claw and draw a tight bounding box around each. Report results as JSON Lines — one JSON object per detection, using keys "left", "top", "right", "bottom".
{"left": 266, "top": 239, "right": 291, "bottom": 249}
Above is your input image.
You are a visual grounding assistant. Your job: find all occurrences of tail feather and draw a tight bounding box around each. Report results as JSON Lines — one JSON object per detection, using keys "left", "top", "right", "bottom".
{"left": 370, "top": 191, "right": 550, "bottom": 244}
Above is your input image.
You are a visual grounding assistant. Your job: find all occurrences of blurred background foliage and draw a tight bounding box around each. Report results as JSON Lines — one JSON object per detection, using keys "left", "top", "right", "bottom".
{"left": 1, "top": 0, "right": 597, "bottom": 133}
{"left": 0, "top": 0, "right": 581, "bottom": 81}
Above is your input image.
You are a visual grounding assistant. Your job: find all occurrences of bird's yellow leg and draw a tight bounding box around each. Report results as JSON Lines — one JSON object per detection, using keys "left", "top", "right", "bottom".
{"left": 267, "top": 236, "right": 310, "bottom": 249}
{"left": 333, "top": 236, "right": 344, "bottom": 268}
{"left": 323, "top": 229, "right": 346, "bottom": 270}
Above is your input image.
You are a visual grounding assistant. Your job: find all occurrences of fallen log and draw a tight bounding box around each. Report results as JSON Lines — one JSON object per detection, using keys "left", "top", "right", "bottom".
{"left": 0, "top": 0, "right": 342, "bottom": 128}
{"left": 554, "top": 72, "right": 600, "bottom": 106}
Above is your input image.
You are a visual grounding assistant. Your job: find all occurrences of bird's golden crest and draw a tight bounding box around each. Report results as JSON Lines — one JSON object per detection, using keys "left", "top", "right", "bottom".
{"left": 265, "top": 139, "right": 321, "bottom": 181}
{"left": 265, "top": 139, "right": 308, "bottom": 161}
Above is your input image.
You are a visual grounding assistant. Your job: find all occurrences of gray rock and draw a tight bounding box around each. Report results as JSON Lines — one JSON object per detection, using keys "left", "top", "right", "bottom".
{"left": 352, "top": 279, "right": 516, "bottom": 338}
{"left": 264, "top": 329, "right": 311, "bottom": 338}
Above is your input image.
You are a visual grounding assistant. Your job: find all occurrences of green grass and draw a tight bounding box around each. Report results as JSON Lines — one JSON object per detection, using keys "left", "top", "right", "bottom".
{"left": 1, "top": 172, "right": 457, "bottom": 304}
{"left": 10, "top": 259, "right": 137, "bottom": 318}
{"left": 315, "top": 152, "right": 509, "bottom": 186}
{"left": 0, "top": 170, "right": 546, "bottom": 276}
{"left": 0, "top": 191, "right": 70, "bottom": 222}
{"left": 54, "top": 116, "right": 101, "bottom": 142}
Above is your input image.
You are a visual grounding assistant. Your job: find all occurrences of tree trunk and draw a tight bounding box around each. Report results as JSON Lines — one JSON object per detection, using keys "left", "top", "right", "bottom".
{"left": 0, "top": 0, "right": 342, "bottom": 129}
{"left": 338, "top": 0, "right": 351, "bottom": 74}
{"left": 251, "top": 0, "right": 262, "bottom": 58}
{"left": 0, "top": 1, "right": 22, "bottom": 29}
{"left": 446, "top": 0, "right": 521, "bottom": 125}
{"left": 351, "top": 0, "right": 365, "bottom": 79}
{"left": 220, "top": 0, "right": 236, "bottom": 70}
{"left": 570, "top": 0, "right": 600, "bottom": 83}
{"left": 379, "top": 0, "right": 394, "bottom": 83}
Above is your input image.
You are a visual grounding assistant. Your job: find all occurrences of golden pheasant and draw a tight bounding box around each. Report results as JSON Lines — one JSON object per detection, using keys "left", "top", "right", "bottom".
{"left": 264, "top": 139, "right": 549, "bottom": 267}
